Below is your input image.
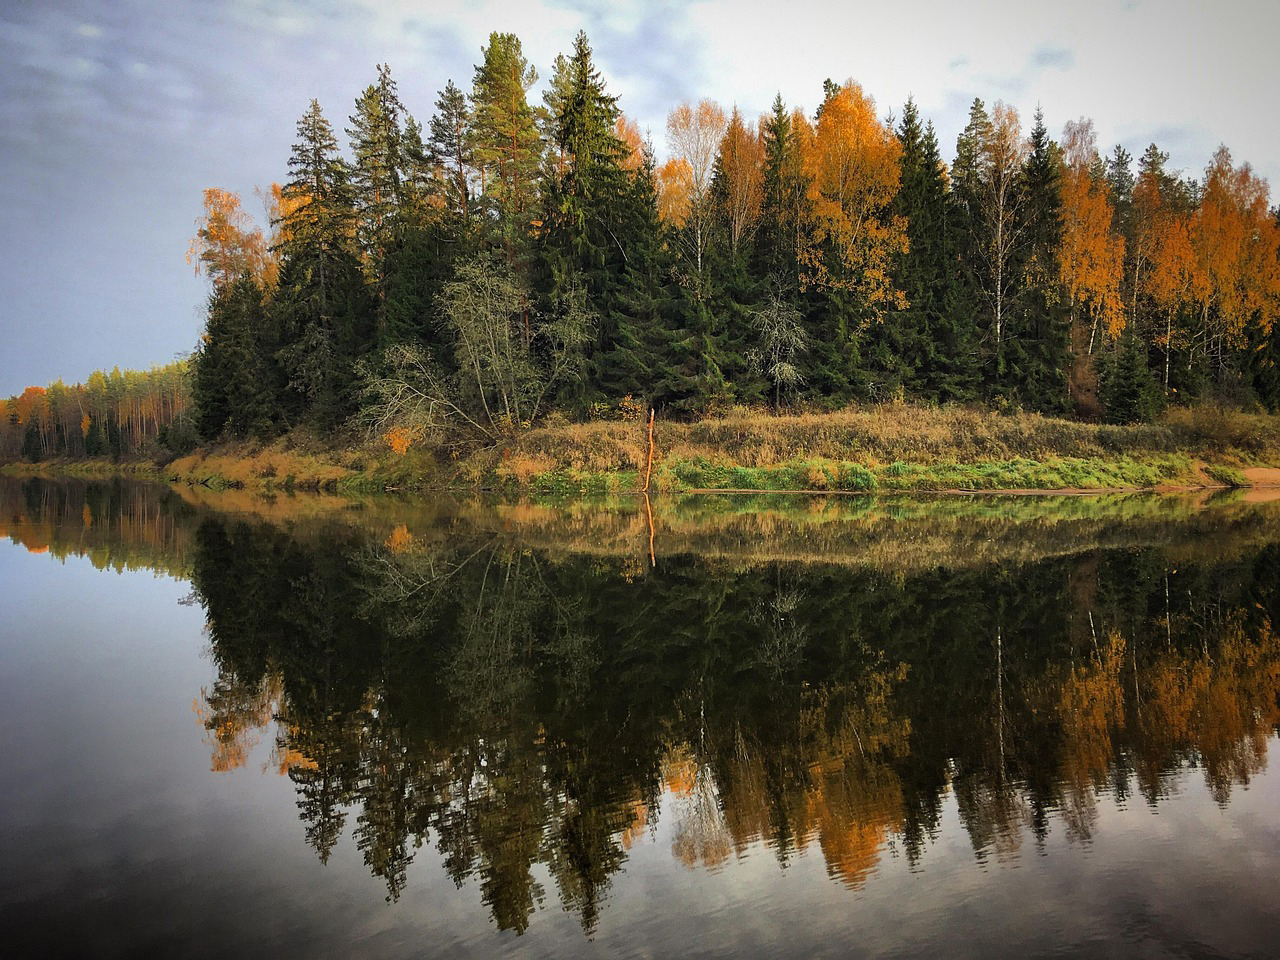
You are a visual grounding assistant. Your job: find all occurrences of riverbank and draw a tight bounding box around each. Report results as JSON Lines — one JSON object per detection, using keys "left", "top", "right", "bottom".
{"left": 5, "top": 404, "right": 1280, "bottom": 495}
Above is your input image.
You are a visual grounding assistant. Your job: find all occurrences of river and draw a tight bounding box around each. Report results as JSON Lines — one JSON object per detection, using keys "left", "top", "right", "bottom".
{"left": 2, "top": 477, "right": 1278, "bottom": 958}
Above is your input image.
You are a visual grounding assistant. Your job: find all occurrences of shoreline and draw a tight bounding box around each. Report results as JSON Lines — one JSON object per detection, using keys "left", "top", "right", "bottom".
{"left": 5, "top": 454, "right": 1279, "bottom": 497}
{"left": 5, "top": 405, "right": 1280, "bottom": 498}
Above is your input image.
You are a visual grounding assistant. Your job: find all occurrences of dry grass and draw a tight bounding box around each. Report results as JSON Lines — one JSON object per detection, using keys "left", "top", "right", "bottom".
{"left": 481, "top": 403, "right": 1280, "bottom": 493}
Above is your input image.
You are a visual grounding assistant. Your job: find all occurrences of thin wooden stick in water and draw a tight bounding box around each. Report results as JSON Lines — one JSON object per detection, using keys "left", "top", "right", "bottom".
{"left": 643, "top": 409, "right": 655, "bottom": 493}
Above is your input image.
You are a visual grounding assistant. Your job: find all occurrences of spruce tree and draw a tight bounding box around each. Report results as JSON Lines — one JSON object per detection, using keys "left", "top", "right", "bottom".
{"left": 347, "top": 64, "right": 404, "bottom": 258}
{"left": 537, "top": 31, "right": 631, "bottom": 409}
{"left": 275, "top": 99, "right": 372, "bottom": 428}
{"left": 756, "top": 94, "right": 805, "bottom": 292}
{"left": 1013, "top": 109, "right": 1069, "bottom": 411}
{"left": 596, "top": 148, "right": 679, "bottom": 405}
{"left": 1099, "top": 329, "right": 1162, "bottom": 422}
{"left": 347, "top": 64, "right": 406, "bottom": 340}
{"left": 871, "top": 98, "right": 978, "bottom": 400}
{"left": 193, "top": 275, "right": 274, "bottom": 440}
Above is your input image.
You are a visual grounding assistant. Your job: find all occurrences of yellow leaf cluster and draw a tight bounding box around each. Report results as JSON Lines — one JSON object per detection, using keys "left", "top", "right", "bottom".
{"left": 796, "top": 82, "right": 908, "bottom": 313}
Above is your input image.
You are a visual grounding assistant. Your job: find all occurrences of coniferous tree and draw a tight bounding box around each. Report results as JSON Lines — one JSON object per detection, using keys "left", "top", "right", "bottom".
{"left": 470, "top": 33, "right": 542, "bottom": 267}
{"left": 1099, "top": 329, "right": 1163, "bottom": 422}
{"left": 873, "top": 98, "right": 977, "bottom": 400}
{"left": 428, "top": 80, "right": 474, "bottom": 230}
{"left": 595, "top": 147, "right": 679, "bottom": 405}
{"left": 755, "top": 94, "right": 806, "bottom": 291}
{"left": 538, "top": 31, "right": 631, "bottom": 409}
{"left": 1012, "top": 109, "right": 1069, "bottom": 411}
{"left": 347, "top": 65, "right": 405, "bottom": 255}
{"left": 275, "top": 99, "right": 371, "bottom": 427}
{"left": 347, "top": 64, "right": 406, "bottom": 340}
{"left": 193, "top": 274, "right": 274, "bottom": 440}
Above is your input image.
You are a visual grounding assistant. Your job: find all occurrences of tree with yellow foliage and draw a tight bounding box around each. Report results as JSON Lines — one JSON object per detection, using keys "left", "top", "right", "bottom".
{"left": 796, "top": 82, "right": 908, "bottom": 317}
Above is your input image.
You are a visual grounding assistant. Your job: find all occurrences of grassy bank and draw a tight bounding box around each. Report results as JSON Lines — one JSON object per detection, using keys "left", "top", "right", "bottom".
{"left": 468, "top": 403, "right": 1280, "bottom": 495}
{"left": 5, "top": 404, "right": 1280, "bottom": 495}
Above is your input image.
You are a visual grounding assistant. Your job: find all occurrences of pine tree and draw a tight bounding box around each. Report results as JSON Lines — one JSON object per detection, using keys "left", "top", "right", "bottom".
{"left": 470, "top": 33, "right": 542, "bottom": 266}
{"left": 428, "top": 80, "right": 474, "bottom": 229}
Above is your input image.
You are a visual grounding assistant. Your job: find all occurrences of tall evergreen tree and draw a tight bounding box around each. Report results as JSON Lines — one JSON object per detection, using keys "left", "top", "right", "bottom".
{"left": 596, "top": 147, "right": 680, "bottom": 405}
{"left": 428, "top": 80, "right": 474, "bottom": 229}
{"left": 470, "top": 33, "right": 542, "bottom": 266}
{"left": 537, "top": 31, "right": 632, "bottom": 409}
{"left": 1011, "top": 109, "right": 1069, "bottom": 411}
{"left": 347, "top": 65, "right": 405, "bottom": 256}
{"left": 542, "top": 31, "right": 627, "bottom": 286}
{"left": 347, "top": 64, "right": 406, "bottom": 339}
{"left": 193, "top": 275, "right": 275, "bottom": 440}
{"left": 276, "top": 99, "right": 372, "bottom": 427}
{"left": 875, "top": 99, "right": 978, "bottom": 401}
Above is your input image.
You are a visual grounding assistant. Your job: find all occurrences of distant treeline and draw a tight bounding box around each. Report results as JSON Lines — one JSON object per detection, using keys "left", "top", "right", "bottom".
{"left": 8, "top": 29, "right": 1280, "bottom": 461}
{"left": 1, "top": 363, "right": 191, "bottom": 462}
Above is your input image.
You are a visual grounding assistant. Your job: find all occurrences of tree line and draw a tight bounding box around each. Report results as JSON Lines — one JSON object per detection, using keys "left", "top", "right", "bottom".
{"left": 1, "top": 363, "right": 191, "bottom": 462}
{"left": 8, "top": 29, "right": 1280, "bottom": 462}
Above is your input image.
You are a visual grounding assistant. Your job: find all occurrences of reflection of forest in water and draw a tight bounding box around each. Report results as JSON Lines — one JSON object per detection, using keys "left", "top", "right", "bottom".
{"left": 5, "top": 478, "right": 1280, "bottom": 935}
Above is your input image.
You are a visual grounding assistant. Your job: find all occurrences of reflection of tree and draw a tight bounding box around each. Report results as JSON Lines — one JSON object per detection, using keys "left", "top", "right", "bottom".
{"left": 192, "top": 671, "right": 281, "bottom": 772}
{"left": 1049, "top": 630, "right": 1126, "bottom": 841}
{"left": 174, "top": 504, "right": 1280, "bottom": 935}
{"left": 666, "top": 749, "right": 732, "bottom": 869}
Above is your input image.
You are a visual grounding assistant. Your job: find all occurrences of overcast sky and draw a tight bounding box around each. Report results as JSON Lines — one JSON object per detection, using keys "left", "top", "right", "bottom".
{"left": 3, "top": 0, "right": 1278, "bottom": 396}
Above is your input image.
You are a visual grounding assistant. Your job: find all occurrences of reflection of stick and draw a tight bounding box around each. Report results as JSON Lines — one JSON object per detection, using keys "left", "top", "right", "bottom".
{"left": 644, "top": 491, "right": 656, "bottom": 568}
{"left": 642, "top": 408, "right": 655, "bottom": 493}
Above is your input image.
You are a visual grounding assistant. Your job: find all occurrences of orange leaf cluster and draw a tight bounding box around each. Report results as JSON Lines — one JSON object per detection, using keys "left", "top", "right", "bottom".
{"left": 716, "top": 107, "right": 764, "bottom": 254}
{"left": 1059, "top": 119, "right": 1126, "bottom": 339}
{"left": 186, "top": 187, "right": 273, "bottom": 290}
{"left": 384, "top": 425, "right": 419, "bottom": 455}
{"left": 796, "top": 82, "right": 908, "bottom": 312}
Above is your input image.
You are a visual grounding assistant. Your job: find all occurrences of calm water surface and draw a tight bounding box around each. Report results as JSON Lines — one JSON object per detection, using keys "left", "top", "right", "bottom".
{"left": 2, "top": 478, "right": 1279, "bottom": 958}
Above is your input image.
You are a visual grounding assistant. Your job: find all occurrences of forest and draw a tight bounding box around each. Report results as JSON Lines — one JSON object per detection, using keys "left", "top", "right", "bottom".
{"left": 4, "top": 29, "right": 1279, "bottom": 462}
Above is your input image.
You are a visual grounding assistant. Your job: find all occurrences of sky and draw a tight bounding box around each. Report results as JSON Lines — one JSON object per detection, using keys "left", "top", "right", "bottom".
{"left": 2, "top": 0, "right": 1279, "bottom": 396}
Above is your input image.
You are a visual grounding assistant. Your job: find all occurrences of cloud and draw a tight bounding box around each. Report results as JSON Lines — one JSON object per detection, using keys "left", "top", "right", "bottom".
{"left": 4, "top": 0, "right": 1280, "bottom": 394}
{"left": 1030, "top": 45, "right": 1075, "bottom": 70}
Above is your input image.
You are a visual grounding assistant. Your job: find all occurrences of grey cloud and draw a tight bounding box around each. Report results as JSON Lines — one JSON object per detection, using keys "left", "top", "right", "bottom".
{"left": 1030, "top": 45, "right": 1075, "bottom": 70}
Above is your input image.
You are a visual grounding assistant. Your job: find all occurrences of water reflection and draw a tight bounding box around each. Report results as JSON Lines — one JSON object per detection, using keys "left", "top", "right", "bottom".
{"left": 4, "top": 478, "right": 1280, "bottom": 938}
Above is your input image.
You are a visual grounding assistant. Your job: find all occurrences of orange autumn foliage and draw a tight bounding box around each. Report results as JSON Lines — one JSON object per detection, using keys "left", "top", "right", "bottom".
{"left": 716, "top": 107, "right": 765, "bottom": 254}
{"left": 615, "top": 115, "right": 645, "bottom": 173}
{"left": 13, "top": 386, "right": 47, "bottom": 425}
{"left": 384, "top": 424, "right": 420, "bottom": 455}
{"left": 796, "top": 82, "right": 907, "bottom": 314}
{"left": 1190, "top": 147, "right": 1280, "bottom": 345}
{"left": 657, "top": 156, "right": 693, "bottom": 227}
{"left": 186, "top": 187, "right": 272, "bottom": 290}
{"left": 1059, "top": 119, "right": 1126, "bottom": 341}
{"left": 385, "top": 524, "right": 415, "bottom": 553}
